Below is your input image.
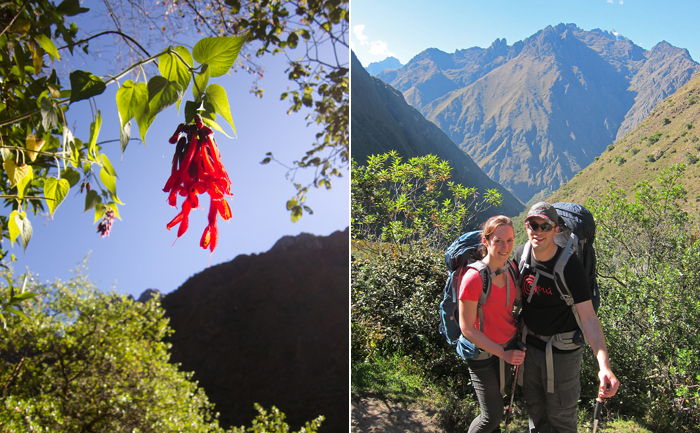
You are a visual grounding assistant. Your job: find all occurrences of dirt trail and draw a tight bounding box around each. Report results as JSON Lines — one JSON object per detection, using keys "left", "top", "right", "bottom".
{"left": 351, "top": 394, "right": 444, "bottom": 432}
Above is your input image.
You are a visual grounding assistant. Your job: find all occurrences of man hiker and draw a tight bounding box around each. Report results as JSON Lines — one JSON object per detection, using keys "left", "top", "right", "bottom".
{"left": 513, "top": 202, "right": 619, "bottom": 433}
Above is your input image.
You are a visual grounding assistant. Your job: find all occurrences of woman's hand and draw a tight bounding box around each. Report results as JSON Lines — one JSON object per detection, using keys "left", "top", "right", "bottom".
{"left": 502, "top": 348, "right": 526, "bottom": 365}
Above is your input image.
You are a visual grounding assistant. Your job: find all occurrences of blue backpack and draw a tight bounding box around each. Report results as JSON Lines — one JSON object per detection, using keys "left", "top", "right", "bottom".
{"left": 439, "top": 230, "right": 517, "bottom": 359}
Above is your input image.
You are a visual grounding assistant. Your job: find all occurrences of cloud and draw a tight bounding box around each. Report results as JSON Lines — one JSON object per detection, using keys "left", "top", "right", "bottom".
{"left": 368, "top": 40, "right": 395, "bottom": 58}
{"left": 353, "top": 25, "right": 369, "bottom": 45}
{"left": 352, "top": 24, "right": 396, "bottom": 59}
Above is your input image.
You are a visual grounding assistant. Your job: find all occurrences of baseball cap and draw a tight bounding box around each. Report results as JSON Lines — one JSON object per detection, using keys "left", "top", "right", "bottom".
{"left": 525, "top": 202, "right": 558, "bottom": 226}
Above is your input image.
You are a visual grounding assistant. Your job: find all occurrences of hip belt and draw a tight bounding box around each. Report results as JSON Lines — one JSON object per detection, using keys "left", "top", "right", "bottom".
{"left": 519, "top": 325, "right": 582, "bottom": 393}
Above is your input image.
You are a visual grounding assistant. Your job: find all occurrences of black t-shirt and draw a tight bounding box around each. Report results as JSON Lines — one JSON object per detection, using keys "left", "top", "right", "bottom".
{"left": 513, "top": 243, "right": 591, "bottom": 337}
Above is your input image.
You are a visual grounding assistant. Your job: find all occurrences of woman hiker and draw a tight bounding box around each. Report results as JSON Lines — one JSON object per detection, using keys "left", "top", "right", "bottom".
{"left": 458, "top": 215, "right": 526, "bottom": 433}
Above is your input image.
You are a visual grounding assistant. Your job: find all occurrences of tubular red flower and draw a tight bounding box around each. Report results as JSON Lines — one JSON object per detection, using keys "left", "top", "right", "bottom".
{"left": 164, "top": 115, "right": 233, "bottom": 255}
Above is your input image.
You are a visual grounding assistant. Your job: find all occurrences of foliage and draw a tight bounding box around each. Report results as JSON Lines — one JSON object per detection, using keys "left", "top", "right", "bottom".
{"left": 0, "top": 268, "right": 321, "bottom": 433}
{"left": 351, "top": 151, "right": 502, "bottom": 256}
{"left": 585, "top": 164, "right": 700, "bottom": 432}
{"left": 112, "top": 0, "right": 349, "bottom": 221}
{"left": 0, "top": 269, "right": 225, "bottom": 432}
{"left": 351, "top": 246, "right": 477, "bottom": 392}
{"left": 230, "top": 404, "right": 322, "bottom": 433}
{"left": 0, "top": 0, "right": 245, "bottom": 258}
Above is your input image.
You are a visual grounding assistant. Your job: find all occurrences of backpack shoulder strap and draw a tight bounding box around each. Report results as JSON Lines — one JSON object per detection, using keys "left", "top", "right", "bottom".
{"left": 552, "top": 239, "right": 586, "bottom": 336}
{"left": 465, "top": 261, "right": 493, "bottom": 333}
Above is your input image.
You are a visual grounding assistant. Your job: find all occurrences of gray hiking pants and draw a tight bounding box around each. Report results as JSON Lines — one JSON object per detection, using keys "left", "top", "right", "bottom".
{"left": 522, "top": 346, "right": 582, "bottom": 433}
{"left": 467, "top": 355, "right": 506, "bottom": 433}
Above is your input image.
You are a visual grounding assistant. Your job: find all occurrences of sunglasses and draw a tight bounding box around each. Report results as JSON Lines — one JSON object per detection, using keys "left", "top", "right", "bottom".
{"left": 526, "top": 221, "right": 554, "bottom": 232}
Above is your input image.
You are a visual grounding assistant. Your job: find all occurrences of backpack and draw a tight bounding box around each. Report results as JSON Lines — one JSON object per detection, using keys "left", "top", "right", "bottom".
{"left": 439, "top": 230, "right": 517, "bottom": 359}
{"left": 517, "top": 202, "right": 599, "bottom": 333}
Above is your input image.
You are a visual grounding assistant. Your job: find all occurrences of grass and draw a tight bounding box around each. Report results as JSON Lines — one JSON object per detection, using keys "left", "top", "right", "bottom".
{"left": 352, "top": 354, "right": 657, "bottom": 432}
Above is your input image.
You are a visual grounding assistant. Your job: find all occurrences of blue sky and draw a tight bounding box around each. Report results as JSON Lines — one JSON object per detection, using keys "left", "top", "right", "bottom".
{"left": 351, "top": 0, "right": 700, "bottom": 67}
{"left": 7, "top": 5, "right": 349, "bottom": 299}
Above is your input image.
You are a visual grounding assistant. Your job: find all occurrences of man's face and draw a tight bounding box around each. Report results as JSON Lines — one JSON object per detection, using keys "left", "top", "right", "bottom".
{"left": 525, "top": 216, "right": 558, "bottom": 254}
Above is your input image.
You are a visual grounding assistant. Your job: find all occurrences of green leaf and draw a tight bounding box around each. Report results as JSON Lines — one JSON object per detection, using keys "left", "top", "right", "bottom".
{"left": 3, "top": 160, "right": 30, "bottom": 189}
{"left": 159, "top": 46, "right": 193, "bottom": 100}
{"left": 3, "top": 306, "right": 30, "bottom": 322}
{"left": 192, "top": 35, "right": 247, "bottom": 77}
{"left": 12, "top": 211, "right": 32, "bottom": 251}
{"left": 69, "top": 70, "right": 106, "bottom": 104}
{"left": 99, "top": 167, "right": 117, "bottom": 197}
{"left": 204, "top": 84, "right": 236, "bottom": 135}
{"left": 16, "top": 164, "right": 34, "bottom": 199}
{"left": 286, "top": 199, "right": 297, "bottom": 211}
{"left": 8, "top": 210, "right": 20, "bottom": 247}
{"left": 61, "top": 167, "right": 80, "bottom": 187}
{"left": 84, "top": 189, "right": 102, "bottom": 212}
{"left": 35, "top": 34, "right": 60, "bottom": 60}
{"left": 116, "top": 80, "right": 148, "bottom": 128}
{"left": 44, "top": 177, "right": 70, "bottom": 217}
{"left": 147, "top": 76, "right": 184, "bottom": 117}
{"left": 200, "top": 114, "right": 233, "bottom": 139}
{"left": 9, "top": 292, "right": 38, "bottom": 303}
{"left": 99, "top": 166, "right": 124, "bottom": 205}
{"left": 184, "top": 100, "right": 200, "bottom": 124}
{"left": 193, "top": 64, "right": 210, "bottom": 100}
{"left": 40, "top": 97, "right": 58, "bottom": 130}
{"left": 88, "top": 110, "right": 102, "bottom": 159}
{"left": 100, "top": 153, "right": 117, "bottom": 178}
{"left": 56, "top": 0, "right": 90, "bottom": 16}
{"left": 93, "top": 203, "right": 106, "bottom": 224}
{"left": 120, "top": 120, "right": 131, "bottom": 155}
{"left": 291, "top": 205, "right": 303, "bottom": 222}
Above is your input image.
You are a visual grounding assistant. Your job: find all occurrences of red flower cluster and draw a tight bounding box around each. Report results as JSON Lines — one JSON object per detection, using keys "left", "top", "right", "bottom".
{"left": 97, "top": 209, "right": 115, "bottom": 237}
{"left": 164, "top": 115, "right": 232, "bottom": 253}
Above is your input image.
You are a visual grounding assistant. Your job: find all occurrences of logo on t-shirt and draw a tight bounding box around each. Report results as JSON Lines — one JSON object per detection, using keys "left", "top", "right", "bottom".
{"left": 522, "top": 274, "right": 553, "bottom": 298}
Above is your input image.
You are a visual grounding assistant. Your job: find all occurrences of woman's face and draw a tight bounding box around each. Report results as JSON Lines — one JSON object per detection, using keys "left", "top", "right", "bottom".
{"left": 484, "top": 224, "right": 514, "bottom": 263}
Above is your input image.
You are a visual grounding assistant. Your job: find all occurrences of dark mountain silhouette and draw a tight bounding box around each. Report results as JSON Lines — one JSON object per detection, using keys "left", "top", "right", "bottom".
{"left": 377, "top": 23, "right": 699, "bottom": 202}
{"left": 351, "top": 51, "right": 524, "bottom": 218}
{"left": 159, "top": 229, "right": 348, "bottom": 432}
{"left": 365, "top": 56, "right": 403, "bottom": 76}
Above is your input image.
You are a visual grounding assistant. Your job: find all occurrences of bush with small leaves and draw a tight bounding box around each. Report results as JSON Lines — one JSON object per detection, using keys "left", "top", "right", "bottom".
{"left": 585, "top": 164, "right": 700, "bottom": 432}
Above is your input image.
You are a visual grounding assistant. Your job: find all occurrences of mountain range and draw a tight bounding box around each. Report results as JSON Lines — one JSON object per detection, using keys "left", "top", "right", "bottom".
{"left": 158, "top": 230, "right": 349, "bottom": 432}
{"left": 365, "top": 56, "right": 403, "bottom": 76}
{"left": 351, "top": 51, "right": 525, "bottom": 218}
{"left": 376, "top": 23, "right": 700, "bottom": 202}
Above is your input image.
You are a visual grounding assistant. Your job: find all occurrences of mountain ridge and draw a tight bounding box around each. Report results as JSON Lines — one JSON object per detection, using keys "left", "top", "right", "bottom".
{"left": 377, "top": 23, "right": 700, "bottom": 202}
{"left": 159, "top": 229, "right": 349, "bottom": 432}
{"left": 351, "top": 51, "right": 525, "bottom": 219}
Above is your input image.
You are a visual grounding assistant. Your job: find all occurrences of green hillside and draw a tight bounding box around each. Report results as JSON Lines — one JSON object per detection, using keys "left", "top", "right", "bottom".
{"left": 549, "top": 70, "right": 700, "bottom": 207}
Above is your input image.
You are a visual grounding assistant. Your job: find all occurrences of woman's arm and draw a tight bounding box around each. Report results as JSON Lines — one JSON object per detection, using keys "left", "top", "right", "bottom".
{"left": 458, "top": 298, "right": 525, "bottom": 365}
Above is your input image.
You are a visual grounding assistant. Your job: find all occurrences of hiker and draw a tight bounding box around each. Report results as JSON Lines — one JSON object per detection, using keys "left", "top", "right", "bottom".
{"left": 458, "top": 215, "right": 526, "bottom": 433}
{"left": 514, "top": 202, "right": 619, "bottom": 433}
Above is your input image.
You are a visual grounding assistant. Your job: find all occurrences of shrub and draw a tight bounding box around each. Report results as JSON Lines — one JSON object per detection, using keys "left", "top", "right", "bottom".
{"left": 586, "top": 164, "right": 700, "bottom": 432}
{"left": 631, "top": 147, "right": 640, "bottom": 155}
{"left": 663, "top": 117, "right": 671, "bottom": 125}
{"left": 351, "top": 151, "right": 502, "bottom": 255}
{"left": 607, "top": 144, "right": 615, "bottom": 152}
{"left": 648, "top": 131, "right": 663, "bottom": 145}
{"left": 686, "top": 152, "right": 699, "bottom": 165}
{"left": 351, "top": 248, "right": 471, "bottom": 386}
{"left": 645, "top": 154, "right": 655, "bottom": 163}
{"left": 613, "top": 155, "right": 626, "bottom": 166}
{"left": 0, "top": 271, "right": 224, "bottom": 433}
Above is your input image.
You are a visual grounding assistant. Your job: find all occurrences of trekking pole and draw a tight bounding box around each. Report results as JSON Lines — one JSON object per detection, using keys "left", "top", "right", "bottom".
{"left": 504, "top": 341, "right": 526, "bottom": 432}
{"left": 592, "top": 397, "right": 603, "bottom": 433}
